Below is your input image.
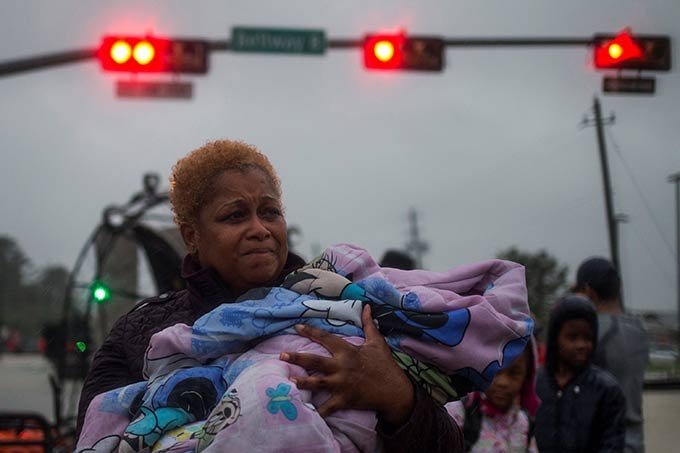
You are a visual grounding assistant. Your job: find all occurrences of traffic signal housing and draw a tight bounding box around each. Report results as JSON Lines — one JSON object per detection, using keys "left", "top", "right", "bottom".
{"left": 593, "top": 32, "right": 671, "bottom": 71}
{"left": 364, "top": 34, "right": 445, "bottom": 72}
{"left": 98, "top": 36, "right": 208, "bottom": 73}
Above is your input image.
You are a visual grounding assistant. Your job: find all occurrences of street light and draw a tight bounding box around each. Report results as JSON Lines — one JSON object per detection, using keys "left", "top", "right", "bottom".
{"left": 668, "top": 172, "right": 680, "bottom": 344}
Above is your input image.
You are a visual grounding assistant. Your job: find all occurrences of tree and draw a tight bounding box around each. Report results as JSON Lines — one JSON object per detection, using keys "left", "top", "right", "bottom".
{"left": 23, "top": 265, "right": 69, "bottom": 330}
{"left": 0, "top": 236, "right": 30, "bottom": 328}
{"left": 496, "top": 247, "right": 568, "bottom": 338}
{"left": 0, "top": 235, "right": 69, "bottom": 350}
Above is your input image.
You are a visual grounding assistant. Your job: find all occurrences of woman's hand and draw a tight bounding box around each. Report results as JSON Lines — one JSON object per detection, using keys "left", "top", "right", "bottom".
{"left": 280, "top": 305, "right": 415, "bottom": 426}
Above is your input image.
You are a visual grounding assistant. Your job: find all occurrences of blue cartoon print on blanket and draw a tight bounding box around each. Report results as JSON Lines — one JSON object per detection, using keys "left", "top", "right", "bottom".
{"left": 266, "top": 383, "right": 298, "bottom": 421}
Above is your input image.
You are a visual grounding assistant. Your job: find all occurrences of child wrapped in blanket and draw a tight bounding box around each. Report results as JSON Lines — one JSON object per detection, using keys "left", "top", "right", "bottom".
{"left": 76, "top": 244, "right": 533, "bottom": 453}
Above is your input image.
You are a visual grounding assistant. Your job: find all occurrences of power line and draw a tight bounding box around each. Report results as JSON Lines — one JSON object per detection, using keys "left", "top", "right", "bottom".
{"left": 606, "top": 129, "right": 676, "bottom": 260}
{"left": 626, "top": 221, "right": 676, "bottom": 289}
{"left": 489, "top": 129, "right": 584, "bottom": 180}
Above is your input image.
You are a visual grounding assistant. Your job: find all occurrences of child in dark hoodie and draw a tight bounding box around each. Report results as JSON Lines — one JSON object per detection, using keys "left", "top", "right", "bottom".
{"left": 534, "top": 295, "right": 626, "bottom": 452}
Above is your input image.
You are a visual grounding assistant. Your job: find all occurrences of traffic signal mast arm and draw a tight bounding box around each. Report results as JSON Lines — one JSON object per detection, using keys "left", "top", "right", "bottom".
{"left": 206, "top": 36, "right": 594, "bottom": 52}
{"left": 0, "top": 48, "right": 97, "bottom": 77}
{"left": 0, "top": 36, "right": 593, "bottom": 77}
{"left": 0, "top": 32, "right": 669, "bottom": 77}
{"left": 218, "top": 36, "right": 592, "bottom": 49}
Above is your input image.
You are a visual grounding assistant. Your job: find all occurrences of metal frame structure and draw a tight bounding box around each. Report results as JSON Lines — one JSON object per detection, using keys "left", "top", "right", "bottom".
{"left": 52, "top": 173, "right": 180, "bottom": 428}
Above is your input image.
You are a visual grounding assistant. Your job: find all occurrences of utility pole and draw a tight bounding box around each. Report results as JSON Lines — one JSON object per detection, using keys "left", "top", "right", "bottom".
{"left": 405, "top": 208, "right": 429, "bottom": 269}
{"left": 583, "top": 98, "right": 621, "bottom": 273}
{"left": 593, "top": 97, "right": 620, "bottom": 275}
{"left": 581, "top": 98, "right": 624, "bottom": 309}
{"left": 668, "top": 172, "right": 680, "bottom": 342}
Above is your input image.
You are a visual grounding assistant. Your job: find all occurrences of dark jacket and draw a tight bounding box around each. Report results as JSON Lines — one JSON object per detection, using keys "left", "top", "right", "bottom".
{"left": 535, "top": 366, "right": 626, "bottom": 452}
{"left": 534, "top": 296, "right": 626, "bottom": 452}
{"left": 76, "top": 252, "right": 463, "bottom": 452}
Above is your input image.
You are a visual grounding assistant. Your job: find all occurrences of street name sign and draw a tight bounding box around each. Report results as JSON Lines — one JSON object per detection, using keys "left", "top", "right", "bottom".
{"left": 603, "top": 76, "right": 655, "bottom": 95}
{"left": 231, "top": 27, "right": 326, "bottom": 55}
{"left": 116, "top": 80, "right": 193, "bottom": 99}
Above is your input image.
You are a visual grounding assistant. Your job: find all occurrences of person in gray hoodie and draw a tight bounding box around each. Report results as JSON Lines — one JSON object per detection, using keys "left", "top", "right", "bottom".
{"left": 575, "top": 257, "right": 649, "bottom": 453}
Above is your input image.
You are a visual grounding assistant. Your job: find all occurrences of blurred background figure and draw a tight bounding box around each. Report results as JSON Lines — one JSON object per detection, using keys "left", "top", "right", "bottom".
{"left": 535, "top": 295, "right": 626, "bottom": 452}
{"left": 446, "top": 341, "right": 540, "bottom": 452}
{"left": 575, "top": 257, "right": 650, "bottom": 453}
{"left": 379, "top": 249, "right": 416, "bottom": 270}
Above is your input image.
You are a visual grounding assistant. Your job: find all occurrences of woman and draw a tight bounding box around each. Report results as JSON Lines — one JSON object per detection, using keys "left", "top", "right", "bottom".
{"left": 76, "top": 139, "right": 463, "bottom": 452}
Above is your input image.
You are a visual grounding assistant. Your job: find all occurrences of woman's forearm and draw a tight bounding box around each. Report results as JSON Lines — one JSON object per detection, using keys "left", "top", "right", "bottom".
{"left": 377, "top": 384, "right": 464, "bottom": 453}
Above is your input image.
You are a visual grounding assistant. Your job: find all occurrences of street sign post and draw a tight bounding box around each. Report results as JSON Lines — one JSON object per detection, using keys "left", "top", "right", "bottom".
{"left": 602, "top": 76, "right": 655, "bottom": 94}
{"left": 116, "top": 80, "right": 193, "bottom": 99}
{"left": 231, "top": 27, "right": 326, "bottom": 55}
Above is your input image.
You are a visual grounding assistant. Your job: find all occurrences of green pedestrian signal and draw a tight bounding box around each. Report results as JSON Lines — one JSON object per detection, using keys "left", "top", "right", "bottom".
{"left": 91, "top": 280, "right": 111, "bottom": 303}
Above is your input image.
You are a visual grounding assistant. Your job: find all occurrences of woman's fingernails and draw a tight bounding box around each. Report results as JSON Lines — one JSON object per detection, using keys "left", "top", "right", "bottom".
{"left": 280, "top": 352, "right": 290, "bottom": 361}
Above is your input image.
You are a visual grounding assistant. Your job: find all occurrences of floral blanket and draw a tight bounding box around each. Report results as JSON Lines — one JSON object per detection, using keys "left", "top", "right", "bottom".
{"left": 76, "top": 244, "right": 532, "bottom": 453}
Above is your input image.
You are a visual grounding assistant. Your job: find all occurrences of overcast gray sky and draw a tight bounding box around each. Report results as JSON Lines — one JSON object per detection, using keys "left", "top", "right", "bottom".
{"left": 1, "top": 0, "right": 679, "bottom": 313}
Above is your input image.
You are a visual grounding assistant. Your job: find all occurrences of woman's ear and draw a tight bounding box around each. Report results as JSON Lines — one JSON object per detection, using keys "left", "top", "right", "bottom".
{"left": 180, "top": 223, "right": 198, "bottom": 254}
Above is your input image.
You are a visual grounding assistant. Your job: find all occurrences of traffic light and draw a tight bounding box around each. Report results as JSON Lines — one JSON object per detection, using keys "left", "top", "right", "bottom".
{"left": 593, "top": 32, "right": 671, "bottom": 71}
{"left": 98, "top": 36, "right": 209, "bottom": 73}
{"left": 90, "top": 280, "right": 111, "bottom": 303}
{"left": 364, "top": 34, "right": 444, "bottom": 71}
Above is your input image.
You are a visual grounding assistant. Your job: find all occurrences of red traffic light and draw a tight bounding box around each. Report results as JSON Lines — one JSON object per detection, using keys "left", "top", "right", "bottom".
{"left": 594, "top": 32, "right": 642, "bottom": 68}
{"left": 99, "top": 37, "right": 168, "bottom": 72}
{"left": 363, "top": 34, "right": 444, "bottom": 72}
{"left": 593, "top": 32, "right": 671, "bottom": 71}
{"left": 109, "top": 40, "right": 132, "bottom": 64}
{"left": 98, "top": 36, "right": 209, "bottom": 74}
{"left": 364, "top": 34, "right": 405, "bottom": 70}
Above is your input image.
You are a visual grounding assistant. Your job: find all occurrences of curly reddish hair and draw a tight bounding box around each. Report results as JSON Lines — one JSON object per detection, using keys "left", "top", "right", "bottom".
{"left": 169, "top": 139, "right": 281, "bottom": 226}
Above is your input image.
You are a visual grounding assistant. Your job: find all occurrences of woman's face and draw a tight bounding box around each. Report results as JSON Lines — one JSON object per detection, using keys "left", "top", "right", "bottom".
{"left": 181, "top": 168, "right": 288, "bottom": 294}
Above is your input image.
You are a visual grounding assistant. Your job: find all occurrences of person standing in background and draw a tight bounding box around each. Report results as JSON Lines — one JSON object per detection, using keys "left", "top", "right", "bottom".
{"left": 534, "top": 295, "right": 626, "bottom": 452}
{"left": 575, "top": 257, "right": 650, "bottom": 453}
{"left": 379, "top": 250, "right": 416, "bottom": 271}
